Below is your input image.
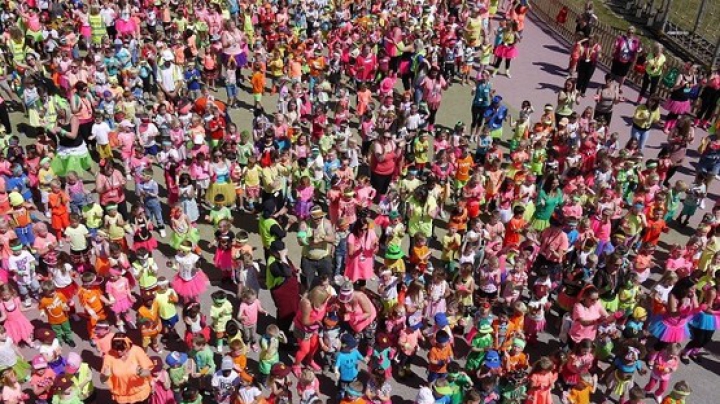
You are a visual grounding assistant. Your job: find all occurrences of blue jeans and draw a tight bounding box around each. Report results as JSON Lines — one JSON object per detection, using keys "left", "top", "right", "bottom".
{"left": 631, "top": 126, "right": 650, "bottom": 150}
{"left": 226, "top": 83, "right": 237, "bottom": 99}
{"left": 144, "top": 197, "right": 165, "bottom": 228}
{"left": 334, "top": 236, "right": 348, "bottom": 276}
{"left": 699, "top": 157, "right": 720, "bottom": 176}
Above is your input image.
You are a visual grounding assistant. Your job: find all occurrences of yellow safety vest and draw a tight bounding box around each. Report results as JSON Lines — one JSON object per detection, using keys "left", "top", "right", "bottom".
{"left": 10, "top": 40, "right": 25, "bottom": 65}
{"left": 89, "top": 14, "right": 105, "bottom": 45}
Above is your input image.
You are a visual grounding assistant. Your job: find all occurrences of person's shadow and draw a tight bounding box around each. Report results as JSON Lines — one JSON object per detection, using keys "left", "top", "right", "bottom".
{"left": 532, "top": 61, "right": 568, "bottom": 78}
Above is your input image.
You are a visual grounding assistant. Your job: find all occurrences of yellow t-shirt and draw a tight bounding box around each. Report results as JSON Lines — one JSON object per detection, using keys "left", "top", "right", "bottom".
{"left": 155, "top": 289, "right": 178, "bottom": 320}
{"left": 38, "top": 167, "right": 56, "bottom": 192}
{"left": 244, "top": 165, "right": 261, "bottom": 187}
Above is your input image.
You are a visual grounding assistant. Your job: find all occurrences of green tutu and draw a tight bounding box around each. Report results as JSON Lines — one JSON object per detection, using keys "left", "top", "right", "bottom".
{"left": 600, "top": 295, "right": 619, "bottom": 313}
{"left": 531, "top": 218, "right": 550, "bottom": 231}
{"left": 170, "top": 227, "right": 201, "bottom": 249}
{"left": 521, "top": 201, "right": 536, "bottom": 222}
{"left": 51, "top": 153, "right": 93, "bottom": 177}
{"left": 2, "top": 358, "right": 31, "bottom": 382}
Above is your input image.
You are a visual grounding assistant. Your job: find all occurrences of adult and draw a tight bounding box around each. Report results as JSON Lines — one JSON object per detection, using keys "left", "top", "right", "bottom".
{"left": 470, "top": 70, "right": 493, "bottom": 138}
{"left": 593, "top": 251, "right": 627, "bottom": 314}
{"left": 292, "top": 286, "right": 330, "bottom": 375}
{"left": 649, "top": 277, "right": 698, "bottom": 352}
{"left": 49, "top": 107, "right": 92, "bottom": 178}
{"left": 344, "top": 213, "right": 378, "bottom": 285}
{"left": 534, "top": 216, "right": 569, "bottom": 280}
{"left": 696, "top": 67, "right": 720, "bottom": 129}
{"left": 156, "top": 50, "right": 184, "bottom": 101}
{"left": 266, "top": 241, "right": 300, "bottom": 339}
{"left": 610, "top": 25, "right": 641, "bottom": 89}
{"left": 221, "top": 19, "right": 248, "bottom": 74}
{"left": 575, "top": 34, "right": 602, "bottom": 97}
{"left": 636, "top": 42, "right": 666, "bottom": 104}
{"left": 69, "top": 81, "right": 95, "bottom": 148}
{"left": 297, "top": 206, "right": 335, "bottom": 290}
{"left": 664, "top": 117, "right": 695, "bottom": 186}
{"left": 337, "top": 281, "right": 378, "bottom": 351}
{"left": 421, "top": 67, "right": 448, "bottom": 132}
{"left": 407, "top": 185, "right": 438, "bottom": 247}
{"left": 354, "top": 44, "right": 377, "bottom": 88}
{"left": 100, "top": 333, "right": 154, "bottom": 404}
{"left": 663, "top": 62, "right": 697, "bottom": 132}
{"left": 370, "top": 132, "right": 399, "bottom": 200}
{"left": 484, "top": 95, "right": 508, "bottom": 140}
{"left": 96, "top": 159, "right": 128, "bottom": 218}
{"left": 556, "top": 78, "right": 580, "bottom": 122}
{"left": 464, "top": 7, "right": 485, "bottom": 49}
{"left": 568, "top": 286, "right": 609, "bottom": 348}
{"left": 259, "top": 200, "right": 287, "bottom": 262}
{"left": 630, "top": 96, "right": 662, "bottom": 150}
{"left": 593, "top": 74, "right": 620, "bottom": 125}
{"left": 531, "top": 174, "right": 563, "bottom": 231}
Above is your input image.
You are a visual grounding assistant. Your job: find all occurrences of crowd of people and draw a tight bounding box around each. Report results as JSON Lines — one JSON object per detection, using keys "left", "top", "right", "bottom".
{"left": 0, "top": 0, "right": 716, "bottom": 403}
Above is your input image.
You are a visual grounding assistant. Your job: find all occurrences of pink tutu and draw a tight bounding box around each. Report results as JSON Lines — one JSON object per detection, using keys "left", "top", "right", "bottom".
{"left": 649, "top": 316, "right": 690, "bottom": 343}
{"left": 524, "top": 317, "right": 547, "bottom": 335}
{"left": 112, "top": 296, "right": 134, "bottom": 314}
{"left": 664, "top": 99, "right": 691, "bottom": 115}
{"left": 4, "top": 312, "right": 34, "bottom": 345}
{"left": 133, "top": 238, "right": 158, "bottom": 252}
{"left": 80, "top": 25, "right": 91, "bottom": 39}
{"left": 172, "top": 271, "right": 210, "bottom": 301}
{"left": 214, "top": 249, "right": 233, "bottom": 271}
{"left": 494, "top": 45, "right": 519, "bottom": 59}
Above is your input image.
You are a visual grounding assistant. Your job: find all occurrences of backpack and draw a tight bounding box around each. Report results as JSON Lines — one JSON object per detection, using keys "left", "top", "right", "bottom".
{"left": 662, "top": 66, "right": 680, "bottom": 88}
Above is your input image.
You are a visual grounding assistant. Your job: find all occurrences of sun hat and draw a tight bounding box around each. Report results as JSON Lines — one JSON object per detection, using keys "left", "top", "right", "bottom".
{"left": 385, "top": 244, "right": 404, "bottom": 260}
{"left": 434, "top": 313, "right": 449, "bottom": 328}
{"left": 221, "top": 356, "right": 234, "bottom": 371}
{"left": 271, "top": 362, "right": 292, "bottom": 377}
{"left": 65, "top": 352, "right": 82, "bottom": 374}
{"left": 388, "top": 210, "right": 400, "bottom": 220}
{"left": 310, "top": 205, "right": 326, "bottom": 219}
{"left": 338, "top": 281, "right": 354, "bottom": 303}
{"left": 484, "top": 350, "right": 501, "bottom": 368}
{"left": 433, "top": 379, "right": 454, "bottom": 396}
{"left": 478, "top": 323, "right": 494, "bottom": 334}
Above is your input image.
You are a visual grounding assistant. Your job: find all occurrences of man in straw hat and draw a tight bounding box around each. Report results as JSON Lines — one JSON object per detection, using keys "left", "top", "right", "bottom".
{"left": 297, "top": 205, "right": 335, "bottom": 290}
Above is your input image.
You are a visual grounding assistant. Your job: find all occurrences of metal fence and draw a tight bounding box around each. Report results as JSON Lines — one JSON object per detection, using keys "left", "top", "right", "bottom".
{"left": 529, "top": 0, "right": 689, "bottom": 99}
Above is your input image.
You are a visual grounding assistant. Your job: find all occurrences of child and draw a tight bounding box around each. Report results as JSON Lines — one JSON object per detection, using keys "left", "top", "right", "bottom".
{"left": 258, "top": 324, "right": 287, "bottom": 386}
{"left": 237, "top": 288, "right": 267, "bottom": 352}
{"left": 644, "top": 343, "right": 681, "bottom": 403}
{"left": 47, "top": 180, "right": 70, "bottom": 240}
{"left": 211, "top": 356, "right": 240, "bottom": 404}
{"left": 212, "top": 219, "right": 235, "bottom": 280}
{"left": 526, "top": 357, "right": 558, "bottom": 404}
{"left": 677, "top": 173, "right": 707, "bottom": 226}
{"left": 105, "top": 267, "right": 135, "bottom": 332}
{"left": 210, "top": 291, "right": 233, "bottom": 353}
{"left": 661, "top": 381, "right": 691, "bottom": 404}
{"left": 369, "top": 334, "right": 394, "bottom": 379}
{"left": 563, "top": 373, "right": 597, "bottom": 404}
{"left": 77, "top": 272, "right": 108, "bottom": 344}
{"left": 268, "top": 363, "right": 293, "bottom": 404}
{"left": 137, "top": 293, "right": 162, "bottom": 353}
{"left": 603, "top": 345, "right": 647, "bottom": 404}
{"left": 189, "top": 335, "right": 215, "bottom": 393}
{"left": 560, "top": 338, "right": 594, "bottom": 387}
{"left": 334, "top": 334, "right": 365, "bottom": 398}
{"left": 169, "top": 241, "right": 208, "bottom": 303}
{"left": 29, "top": 355, "right": 55, "bottom": 404}
{"left": 251, "top": 63, "right": 266, "bottom": 108}
{"left": 428, "top": 330, "right": 454, "bottom": 382}
{"left": 64, "top": 214, "right": 91, "bottom": 273}
{"left": 37, "top": 282, "right": 74, "bottom": 347}
{"left": 224, "top": 58, "right": 240, "bottom": 107}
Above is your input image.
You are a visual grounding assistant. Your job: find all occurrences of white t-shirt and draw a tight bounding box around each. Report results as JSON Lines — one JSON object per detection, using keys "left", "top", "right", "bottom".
{"left": 92, "top": 121, "right": 112, "bottom": 146}
{"left": 237, "top": 386, "right": 262, "bottom": 404}
{"left": 8, "top": 251, "right": 36, "bottom": 285}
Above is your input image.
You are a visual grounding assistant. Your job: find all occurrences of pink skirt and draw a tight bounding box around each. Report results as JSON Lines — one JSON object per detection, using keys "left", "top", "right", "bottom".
{"left": 112, "top": 296, "right": 134, "bottom": 314}
{"left": 664, "top": 99, "right": 691, "bottom": 115}
{"left": 5, "top": 313, "right": 34, "bottom": 345}
{"left": 524, "top": 317, "right": 546, "bottom": 335}
{"left": 172, "top": 271, "right": 209, "bottom": 301}
{"left": 214, "top": 249, "right": 233, "bottom": 271}
{"left": 80, "top": 25, "right": 91, "bottom": 39}
{"left": 133, "top": 237, "right": 158, "bottom": 252}
{"left": 649, "top": 316, "right": 690, "bottom": 343}
{"left": 494, "top": 44, "right": 519, "bottom": 59}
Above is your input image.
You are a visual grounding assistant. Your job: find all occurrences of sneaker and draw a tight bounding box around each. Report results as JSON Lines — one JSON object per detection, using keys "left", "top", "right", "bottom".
{"left": 23, "top": 298, "right": 31, "bottom": 308}
{"left": 505, "top": 70, "right": 511, "bottom": 78}
{"left": 252, "top": 343, "right": 259, "bottom": 352}
{"left": 44, "top": 211, "right": 51, "bottom": 218}
{"left": 67, "top": 340, "right": 77, "bottom": 348}
{"left": 654, "top": 395, "right": 662, "bottom": 404}
{"left": 292, "top": 365, "right": 302, "bottom": 377}
{"left": 159, "top": 229, "right": 167, "bottom": 238}
{"left": 126, "top": 320, "right": 136, "bottom": 330}
{"left": 308, "top": 361, "right": 322, "bottom": 372}
{"left": 636, "top": 96, "right": 643, "bottom": 104}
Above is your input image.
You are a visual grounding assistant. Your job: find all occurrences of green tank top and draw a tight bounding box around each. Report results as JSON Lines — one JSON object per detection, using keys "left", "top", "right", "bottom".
{"left": 265, "top": 255, "right": 284, "bottom": 290}
{"left": 258, "top": 217, "right": 279, "bottom": 249}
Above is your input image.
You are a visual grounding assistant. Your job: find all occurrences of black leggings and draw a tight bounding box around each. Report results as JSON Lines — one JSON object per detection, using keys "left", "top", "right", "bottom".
{"left": 0, "top": 102, "right": 11, "bottom": 134}
{"left": 471, "top": 104, "right": 487, "bottom": 129}
{"left": 576, "top": 60, "right": 596, "bottom": 95}
{"left": 663, "top": 165, "right": 680, "bottom": 186}
{"left": 492, "top": 58, "right": 511, "bottom": 70}
{"left": 685, "top": 326, "right": 715, "bottom": 350}
{"left": 639, "top": 73, "right": 661, "bottom": 98}
{"left": 428, "top": 107, "right": 438, "bottom": 126}
{"left": 370, "top": 171, "right": 393, "bottom": 200}
{"left": 698, "top": 88, "right": 720, "bottom": 121}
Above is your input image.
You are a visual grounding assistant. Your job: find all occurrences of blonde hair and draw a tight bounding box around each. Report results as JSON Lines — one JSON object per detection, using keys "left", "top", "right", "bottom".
{"left": 307, "top": 286, "right": 329, "bottom": 307}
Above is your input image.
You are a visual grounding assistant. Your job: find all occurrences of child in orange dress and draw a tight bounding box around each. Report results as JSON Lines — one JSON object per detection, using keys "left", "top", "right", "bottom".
{"left": 47, "top": 180, "right": 70, "bottom": 240}
{"left": 504, "top": 205, "right": 526, "bottom": 247}
{"left": 356, "top": 83, "right": 372, "bottom": 117}
{"left": 526, "top": 357, "right": 558, "bottom": 404}
{"left": 409, "top": 234, "right": 432, "bottom": 275}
